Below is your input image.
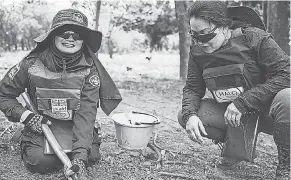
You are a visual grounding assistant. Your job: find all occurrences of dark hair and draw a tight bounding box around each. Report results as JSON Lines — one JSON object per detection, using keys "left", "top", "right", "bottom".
{"left": 188, "top": 1, "right": 249, "bottom": 29}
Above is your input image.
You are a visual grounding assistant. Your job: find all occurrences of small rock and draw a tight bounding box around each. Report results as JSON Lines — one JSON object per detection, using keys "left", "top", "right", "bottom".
{"left": 115, "top": 171, "right": 122, "bottom": 175}
{"left": 128, "top": 151, "right": 140, "bottom": 157}
{"left": 142, "top": 161, "right": 152, "bottom": 167}
{"left": 104, "top": 156, "right": 111, "bottom": 162}
{"left": 110, "top": 150, "right": 125, "bottom": 157}
{"left": 110, "top": 158, "right": 115, "bottom": 165}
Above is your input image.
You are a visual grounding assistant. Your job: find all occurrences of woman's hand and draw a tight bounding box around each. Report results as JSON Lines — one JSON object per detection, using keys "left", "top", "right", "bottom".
{"left": 224, "top": 102, "right": 242, "bottom": 127}
{"left": 185, "top": 115, "right": 208, "bottom": 145}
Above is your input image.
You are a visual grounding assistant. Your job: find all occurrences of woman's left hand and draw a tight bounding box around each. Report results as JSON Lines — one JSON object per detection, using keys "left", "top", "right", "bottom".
{"left": 224, "top": 103, "right": 242, "bottom": 127}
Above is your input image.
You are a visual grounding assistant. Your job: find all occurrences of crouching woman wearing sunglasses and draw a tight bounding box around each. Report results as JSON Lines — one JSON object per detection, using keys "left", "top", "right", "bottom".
{"left": 178, "top": 1, "right": 290, "bottom": 179}
{"left": 0, "top": 9, "right": 122, "bottom": 179}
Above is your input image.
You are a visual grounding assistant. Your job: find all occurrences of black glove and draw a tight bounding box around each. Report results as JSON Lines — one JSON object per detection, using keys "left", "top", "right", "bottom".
{"left": 64, "top": 159, "right": 90, "bottom": 180}
{"left": 72, "top": 159, "right": 88, "bottom": 178}
{"left": 23, "top": 113, "right": 50, "bottom": 134}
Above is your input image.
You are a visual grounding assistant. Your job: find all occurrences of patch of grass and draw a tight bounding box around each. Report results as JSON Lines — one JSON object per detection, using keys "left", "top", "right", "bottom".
{"left": 0, "top": 51, "right": 279, "bottom": 180}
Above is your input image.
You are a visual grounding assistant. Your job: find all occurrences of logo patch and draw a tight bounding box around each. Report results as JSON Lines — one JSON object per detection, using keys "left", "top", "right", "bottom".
{"left": 72, "top": 13, "right": 84, "bottom": 24}
{"left": 43, "top": 110, "right": 73, "bottom": 120}
{"left": 8, "top": 63, "right": 20, "bottom": 80}
{"left": 213, "top": 87, "right": 244, "bottom": 103}
{"left": 51, "top": 98, "right": 67, "bottom": 113}
{"left": 89, "top": 75, "right": 100, "bottom": 87}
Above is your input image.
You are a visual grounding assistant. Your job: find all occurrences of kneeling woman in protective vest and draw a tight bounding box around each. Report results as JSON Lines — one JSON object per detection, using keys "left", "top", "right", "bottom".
{"left": 0, "top": 9, "right": 122, "bottom": 178}
{"left": 178, "top": 1, "right": 290, "bottom": 178}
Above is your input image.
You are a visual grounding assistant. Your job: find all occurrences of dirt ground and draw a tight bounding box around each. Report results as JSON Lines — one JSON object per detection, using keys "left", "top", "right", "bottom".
{"left": 0, "top": 52, "right": 279, "bottom": 180}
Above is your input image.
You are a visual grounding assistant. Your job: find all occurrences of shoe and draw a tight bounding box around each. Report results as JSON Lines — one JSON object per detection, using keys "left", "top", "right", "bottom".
{"left": 217, "top": 150, "right": 260, "bottom": 171}
{"left": 217, "top": 157, "right": 242, "bottom": 170}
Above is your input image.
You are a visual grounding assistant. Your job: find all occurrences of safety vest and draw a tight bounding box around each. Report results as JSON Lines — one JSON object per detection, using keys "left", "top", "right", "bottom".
{"left": 28, "top": 58, "right": 90, "bottom": 120}
{"left": 27, "top": 57, "right": 91, "bottom": 154}
{"left": 192, "top": 28, "right": 266, "bottom": 162}
{"left": 192, "top": 28, "right": 265, "bottom": 103}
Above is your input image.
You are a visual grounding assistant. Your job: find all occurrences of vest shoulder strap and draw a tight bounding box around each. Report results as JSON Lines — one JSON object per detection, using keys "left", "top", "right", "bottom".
{"left": 243, "top": 27, "right": 271, "bottom": 37}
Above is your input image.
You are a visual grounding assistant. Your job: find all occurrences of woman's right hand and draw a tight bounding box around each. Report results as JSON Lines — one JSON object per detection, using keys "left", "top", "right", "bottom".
{"left": 185, "top": 115, "right": 208, "bottom": 145}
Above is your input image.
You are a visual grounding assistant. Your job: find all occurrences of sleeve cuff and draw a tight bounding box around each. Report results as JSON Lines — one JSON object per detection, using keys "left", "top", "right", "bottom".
{"left": 181, "top": 112, "right": 198, "bottom": 129}
{"left": 233, "top": 98, "right": 248, "bottom": 114}
{"left": 72, "top": 151, "right": 88, "bottom": 163}
{"left": 20, "top": 110, "right": 33, "bottom": 123}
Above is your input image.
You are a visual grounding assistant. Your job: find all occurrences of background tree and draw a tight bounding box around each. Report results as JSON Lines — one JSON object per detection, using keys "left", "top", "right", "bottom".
{"left": 0, "top": 0, "right": 53, "bottom": 52}
{"left": 72, "top": 0, "right": 177, "bottom": 56}
{"left": 95, "top": 0, "right": 101, "bottom": 30}
{"left": 267, "top": 1, "right": 290, "bottom": 55}
{"left": 95, "top": 0, "right": 102, "bottom": 57}
{"left": 111, "top": 1, "right": 177, "bottom": 52}
{"left": 174, "top": 1, "right": 190, "bottom": 80}
{"left": 0, "top": 0, "right": 289, "bottom": 80}
{"left": 227, "top": 0, "right": 290, "bottom": 55}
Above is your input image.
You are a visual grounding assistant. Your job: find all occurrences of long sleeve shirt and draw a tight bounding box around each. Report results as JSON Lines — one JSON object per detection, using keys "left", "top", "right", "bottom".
{"left": 181, "top": 27, "right": 290, "bottom": 128}
{"left": 0, "top": 48, "right": 100, "bottom": 162}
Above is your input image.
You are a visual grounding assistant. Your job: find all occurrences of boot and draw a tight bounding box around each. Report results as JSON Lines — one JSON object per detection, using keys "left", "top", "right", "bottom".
{"left": 213, "top": 140, "right": 241, "bottom": 170}
{"left": 217, "top": 152, "right": 259, "bottom": 170}
{"left": 274, "top": 123, "right": 290, "bottom": 179}
{"left": 215, "top": 140, "right": 258, "bottom": 170}
{"left": 219, "top": 112, "right": 260, "bottom": 169}
{"left": 217, "top": 157, "right": 242, "bottom": 170}
{"left": 275, "top": 144, "right": 290, "bottom": 179}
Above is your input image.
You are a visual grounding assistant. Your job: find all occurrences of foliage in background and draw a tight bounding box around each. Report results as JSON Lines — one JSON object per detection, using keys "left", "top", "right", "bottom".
{"left": 0, "top": 0, "right": 55, "bottom": 51}
{"left": 72, "top": 0, "right": 178, "bottom": 57}
{"left": 0, "top": 0, "right": 289, "bottom": 56}
{"left": 108, "top": 0, "right": 178, "bottom": 50}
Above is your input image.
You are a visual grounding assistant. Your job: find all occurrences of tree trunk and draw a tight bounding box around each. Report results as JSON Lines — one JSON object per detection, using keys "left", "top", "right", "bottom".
{"left": 175, "top": 1, "right": 191, "bottom": 80}
{"left": 262, "top": 1, "right": 268, "bottom": 27}
{"left": 95, "top": 0, "right": 101, "bottom": 30}
{"left": 95, "top": 0, "right": 102, "bottom": 56}
{"left": 267, "top": 1, "right": 290, "bottom": 55}
{"left": 21, "top": 39, "right": 24, "bottom": 50}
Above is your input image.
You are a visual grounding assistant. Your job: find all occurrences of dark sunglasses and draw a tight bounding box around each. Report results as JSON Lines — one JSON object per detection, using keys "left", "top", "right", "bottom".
{"left": 57, "top": 31, "right": 83, "bottom": 41}
{"left": 189, "top": 26, "right": 218, "bottom": 43}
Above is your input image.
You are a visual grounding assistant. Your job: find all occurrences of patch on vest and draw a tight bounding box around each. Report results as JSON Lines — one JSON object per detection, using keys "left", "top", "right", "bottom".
{"left": 44, "top": 110, "right": 73, "bottom": 120}
{"left": 8, "top": 63, "right": 20, "bottom": 80}
{"left": 213, "top": 87, "right": 243, "bottom": 103}
{"left": 51, "top": 99, "right": 67, "bottom": 113}
{"left": 89, "top": 75, "right": 100, "bottom": 87}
